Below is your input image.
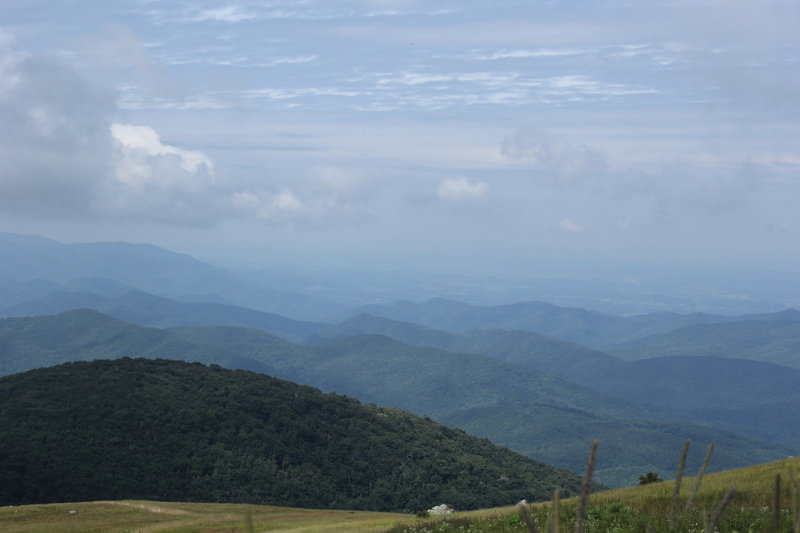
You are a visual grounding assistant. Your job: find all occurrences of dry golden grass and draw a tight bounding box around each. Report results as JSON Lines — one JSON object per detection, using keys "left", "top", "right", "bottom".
{"left": 0, "top": 500, "right": 415, "bottom": 533}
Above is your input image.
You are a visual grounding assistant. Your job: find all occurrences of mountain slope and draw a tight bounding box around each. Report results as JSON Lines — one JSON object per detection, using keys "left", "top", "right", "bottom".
{"left": 609, "top": 320, "right": 800, "bottom": 368}
{"left": 314, "top": 314, "right": 800, "bottom": 448}
{"left": 0, "top": 232, "right": 342, "bottom": 320}
{"left": 0, "top": 309, "right": 273, "bottom": 377}
{"left": 173, "top": 326, "right": 794, "bottom": 487}
{"left": 0, "top": 358, "right": 582, "bottom": 511}
{"left": 0, "top": 310, "right": 791, "bottom": 489}
{"left": 345, "top": 298, "right": 800, "bottom": 348}
{"left": 309, "top": 313, "right": 615, "bottom": 375}
{"left": 0, "top": 289, "right": 328, "bottom": 343}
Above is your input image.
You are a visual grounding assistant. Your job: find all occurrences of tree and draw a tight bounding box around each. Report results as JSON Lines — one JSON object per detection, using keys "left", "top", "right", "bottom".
{"left": 638, "top": 472, "right": 662, "bottom": 485}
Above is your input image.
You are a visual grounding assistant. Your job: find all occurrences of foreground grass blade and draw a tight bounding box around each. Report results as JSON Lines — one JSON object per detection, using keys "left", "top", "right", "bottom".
{"left": 686, "top": 442, "right": 715, "bottom": 511}
{"left": 575, "top": 439, "right": 599, "bottom": 533}
{"left": 669, "top": 440, "right": 691, "bottom": 530}
{"left": 704, "top": 487, "right": 736, "bottom": 533}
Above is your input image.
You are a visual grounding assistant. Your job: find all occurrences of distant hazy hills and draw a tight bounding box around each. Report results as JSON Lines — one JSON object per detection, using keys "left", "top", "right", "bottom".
{"left": 342, "top": 298, "right": 735, "bottom": 348}
{"left": 0, "top": 288, "right": 327, "bottom": 343}
{"left": 2, "top": 231, "right": 799, "bottom": 489}
{"left": 311, "top": 313, "right": 800, "bottom": 449}
{"left": 0, "top": 358, "right": 583, "bottom": 510}
{"left": 609, "top": 318, "right": 800, "bottom": 368}
{"left": 0, "top": 232, "right": 342, "bottom": 320}
{"left": 0, "top": 309, "right": 274, "bottom": 378}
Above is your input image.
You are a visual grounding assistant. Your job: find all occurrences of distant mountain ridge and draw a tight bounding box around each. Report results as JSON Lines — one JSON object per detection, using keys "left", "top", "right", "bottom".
{"left": 344, "top": 297, "right": 800, "bottom": 348}
{"left": 308, "top": 312, "right": 800, "bottom": 448}
{"left": 0, "top": 288, "right": 328, "bottom": 343}
{"left": 609, "top": 319, "right": 800, "bottom": 368}
{"left": 0, "top": 232, "right": 342, "bottom": 320}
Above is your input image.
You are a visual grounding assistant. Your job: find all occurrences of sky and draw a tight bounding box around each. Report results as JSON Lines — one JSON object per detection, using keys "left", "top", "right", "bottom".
{"left": 0, "top": 0, "right": 799, "bottom": 276}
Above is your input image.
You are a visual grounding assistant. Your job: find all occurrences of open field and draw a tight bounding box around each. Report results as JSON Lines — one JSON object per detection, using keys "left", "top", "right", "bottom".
{"left": 387, "top": 456, "right": 800, "bottom": 532}
{"left": 0, "top": 500, "right": 414, "bottom": 533}
{"left": 4, "top": 457, "right": 799, "bottom": 532}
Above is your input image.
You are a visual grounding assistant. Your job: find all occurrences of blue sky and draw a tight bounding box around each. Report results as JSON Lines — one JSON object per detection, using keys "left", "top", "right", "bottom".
{"left": 1, "top": 0, "right": 798, "bottom": 274}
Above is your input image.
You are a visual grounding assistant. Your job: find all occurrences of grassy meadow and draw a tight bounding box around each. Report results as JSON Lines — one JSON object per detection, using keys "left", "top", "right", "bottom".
{"left": 387, "top": 456, "right": 800, "bottom": 533}
{"left": 0, "top": 500, "right": 413, "bottom": 533}
{"left": 3, "top": 456, "right": 799, "bottom": 532}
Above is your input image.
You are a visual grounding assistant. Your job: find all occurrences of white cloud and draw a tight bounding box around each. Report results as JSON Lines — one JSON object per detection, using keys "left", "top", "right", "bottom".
{"left": 560, "top": 218, "right": 584, "bottom": 233}
{"left": 193, "top": 5, "right": 256, "bottom": 23}
{"left": 437, "top": 177, "right": 488, "bottom": 203}
{"left": 473, "top": 48, "right": 589, "bottom": 60}
{"left": 110, "top": 123, "right": 214, "bottom": 185}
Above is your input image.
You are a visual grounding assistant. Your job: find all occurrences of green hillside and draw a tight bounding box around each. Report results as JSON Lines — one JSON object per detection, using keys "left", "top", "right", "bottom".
{"left": 309, "top": 313, "right": 615, "bottom": 375}
{"left": 0, "top": 358, "right": 582, "bottom": 511}
{"left": 173, "top": 326, "right": 794, "bottom": 487}
{"left": 0, "top": 309, "right": 274, "bottom": 377}
{"left": 1, "top": 310, "right": 792, "bottom": 490}
{"left": 391, "top": 457, "right": 800, "bottom": 533}
{"left": 316, "top": 314, "right": 800, "bottom": 449}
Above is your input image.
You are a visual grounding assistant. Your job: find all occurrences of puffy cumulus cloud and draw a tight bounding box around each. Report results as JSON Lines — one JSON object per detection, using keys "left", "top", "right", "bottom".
{"left": 100, "top": 123, "right": 227, "bottom": 225}
{"left": 111, "top": 123, "right": 214, "bottom": 185}
{"left": 501, "top": 128, "right": 607, "bottom": 183}
{"left": 437, "top": 177, "right": 489, "bottom": 203}
{"left": 0, "top": 37, "right": 238, "bottom": 226}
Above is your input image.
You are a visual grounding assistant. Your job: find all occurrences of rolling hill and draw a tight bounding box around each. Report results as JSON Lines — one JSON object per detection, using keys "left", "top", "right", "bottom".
{"left": 1, "top": 310, "right": 793, "bottom": 488}
{"left": 311, "top": 313, "right": 800, "bottom": 448}
{"left": 343, "top": 298, "right": 800, "bottom": 348}
{"left": 0, "top": 289, "right": 328, "bottom": 343}
{"left": 0, "top": 309, "right": 274, "bottom": 377}
{"left": 609, "top": 319, "right": 800, "bottom": 368}
{"left": 172, "top": 325, "right": 794, "bottom": 487}
{"left": 0, "top": 358, "right": 583, "bottom": 511}
{"left": 0, "top": 232, "right": 342, "bottom": 320}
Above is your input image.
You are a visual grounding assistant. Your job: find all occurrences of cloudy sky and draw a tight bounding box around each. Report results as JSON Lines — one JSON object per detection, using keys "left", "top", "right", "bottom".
{"left": 1, "top": 0, "right": 798, "bottom": 274}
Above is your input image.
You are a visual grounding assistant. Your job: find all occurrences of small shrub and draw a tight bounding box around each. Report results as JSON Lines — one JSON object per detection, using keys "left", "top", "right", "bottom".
{"left": 639, "top": 472, "right": 662, "bottom": 485}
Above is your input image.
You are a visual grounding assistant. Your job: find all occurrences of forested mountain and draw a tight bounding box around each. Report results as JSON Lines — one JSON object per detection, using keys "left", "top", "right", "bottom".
{"left": 309, "top": 313, "right": 615, "bottom": 375}
{"left": 0, "top": 309, "right": 275, "bottom": 377}
{"left": 311, "top": 314, "right": 800, "bottom": 448}
{"left": 0, "top": 289, "right": 328, "bottom": 343}
{"left": 344, "top": 298, "right": 800, "bottom": 348}
{"left": 0, "top": 358, "right": 583, "bottom": 511}
{"left": 0, "top": 232, "right": 342, "bottom": 320}
{"left": 564, "top": 355, "right": 800, "bottom": 447}
{"left": 1, "top": 310, "right": 794, "bottom": 488}
{"left": 172, "top": 325, "right": 793, "bottom": 487}
{"left": 609, "top": 319, "right": 800, "bottom": 368}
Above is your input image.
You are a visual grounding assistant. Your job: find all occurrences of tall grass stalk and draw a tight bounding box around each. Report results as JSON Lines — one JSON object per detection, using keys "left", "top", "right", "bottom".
{"left": 669, "top": 440, "right": 691, "bottom": 531}
{"left": 686, "top": 442, "right": 715, "bottom": 511}
{"left": 545, "top": 488, "right": 560, "bottom": 533}
{"left": 703, "top": 487, "right": 736, "bottom": 533}
{"left": 774, "top": 474, "right": 782, "bottom": 533}
{"left": 575, "top": 439, "right": 599, "bottom": 533}
{"left": 790, "top": 472, "right": 800, "bottom": 533}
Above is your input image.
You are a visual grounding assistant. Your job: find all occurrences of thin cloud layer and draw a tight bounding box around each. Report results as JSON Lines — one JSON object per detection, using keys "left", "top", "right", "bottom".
{"left": 0, "top": 0, "right": 798, "bottom": 268}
